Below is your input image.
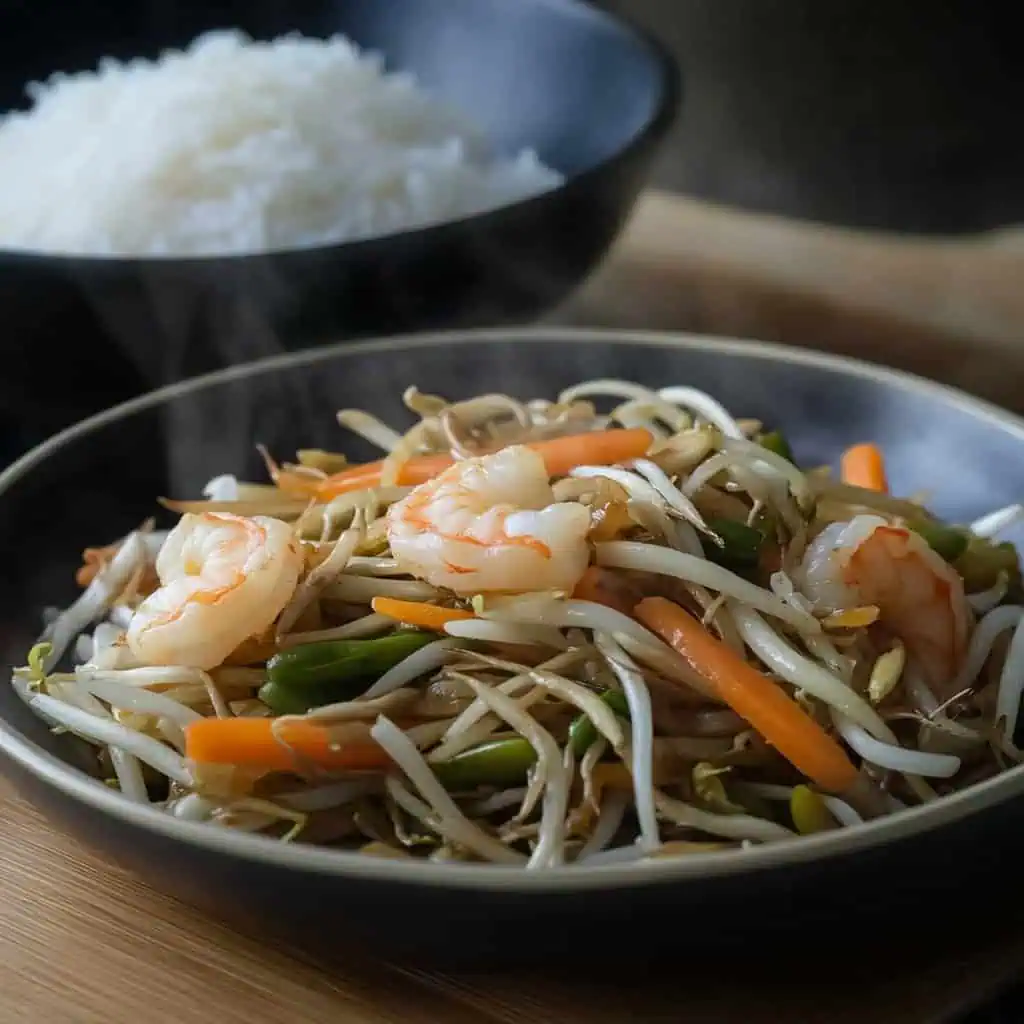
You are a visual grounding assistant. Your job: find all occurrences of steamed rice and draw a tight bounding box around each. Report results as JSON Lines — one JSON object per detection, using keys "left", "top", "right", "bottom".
{"left": 0, "top": 30, "right": 562, "bottom": 257}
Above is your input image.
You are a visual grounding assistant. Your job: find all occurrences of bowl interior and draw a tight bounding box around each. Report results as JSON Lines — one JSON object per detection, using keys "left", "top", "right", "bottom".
{"left": 1, "top": 0, "right": 669, "bottom": 177}
{"left": 3, "top": 328, "right": 1024, "bottom": 882}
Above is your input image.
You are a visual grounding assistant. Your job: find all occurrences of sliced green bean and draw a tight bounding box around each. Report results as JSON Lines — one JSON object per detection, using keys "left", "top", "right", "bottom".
{"left": 569, "top": 689, "right": 630, "bottom": 757}
{"left": 700, "top": 516, "right": 766, "bottom": 569}
{"left": 432, "top": 737, "right": 537, "bottom": 790}
{"left": 260, "top": 631, "right": 433, "bottom": 714}
{"left": 758, "top": 430, "right": 795, "bottom": 463}
{"left": 956, "top": 535, "right": 1022, "bottom": 594}
{"left": 909, "top": 521, "right": 970, "bottom": 563}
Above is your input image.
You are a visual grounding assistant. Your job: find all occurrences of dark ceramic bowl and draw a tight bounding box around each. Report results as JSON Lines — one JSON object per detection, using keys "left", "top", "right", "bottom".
{"left": 0, "top": 0, "right": 678, "bottom": 446}
{"left": 3, "top": 328, "right": 1024, "bottom": 966}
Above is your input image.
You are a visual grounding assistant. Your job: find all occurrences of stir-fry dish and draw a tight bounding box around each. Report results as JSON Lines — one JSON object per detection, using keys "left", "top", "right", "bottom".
{"left": 13, "top": 380, "right": 1024, "bottom": 868}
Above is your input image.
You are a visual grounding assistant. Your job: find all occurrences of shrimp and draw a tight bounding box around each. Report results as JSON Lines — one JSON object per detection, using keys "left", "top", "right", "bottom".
{"left": 126, "top": 513, "right": 302, "bottom": 670}
{"left": 797, "top": 514, "right": 969, "bottom": 696}
{"left": 386, "top": 445, "right": 591, "bottom": 594}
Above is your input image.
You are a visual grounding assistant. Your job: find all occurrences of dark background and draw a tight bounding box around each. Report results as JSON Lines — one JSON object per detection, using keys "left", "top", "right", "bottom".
{"left": 599, "top": 0, "right": 1023, "bottom": 233}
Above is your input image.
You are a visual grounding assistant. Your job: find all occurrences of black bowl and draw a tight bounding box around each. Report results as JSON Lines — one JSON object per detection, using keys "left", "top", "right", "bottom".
{"left": 5, "top": 328, "right": 1023, "bottom": 967}
{"left": 0, "top": 0, "right": 677, "bottom": 447}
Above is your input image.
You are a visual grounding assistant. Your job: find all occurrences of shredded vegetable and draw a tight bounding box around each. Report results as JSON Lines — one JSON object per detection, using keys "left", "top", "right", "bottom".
{"left": 636, "top": 597, "right": 859, "bottom": 794}
{"left": 841, "top": 443, "right": 888, "bottom": 493}
{"left": 14, "top": 376, "right": 1021, "bottom": 868}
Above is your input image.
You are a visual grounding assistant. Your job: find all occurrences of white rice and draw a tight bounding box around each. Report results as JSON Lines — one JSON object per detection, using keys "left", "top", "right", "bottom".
{"left": 0, "top": 30, "right": 562, "bottom": 257}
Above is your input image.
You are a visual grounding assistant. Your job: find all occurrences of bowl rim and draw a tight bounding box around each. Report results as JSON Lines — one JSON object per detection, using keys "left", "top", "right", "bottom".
{"left": 4, "top": 325, "right": 1024, "bottom": 892}
{"left": 0, "top": 0, "right": 680, "bottom": 265}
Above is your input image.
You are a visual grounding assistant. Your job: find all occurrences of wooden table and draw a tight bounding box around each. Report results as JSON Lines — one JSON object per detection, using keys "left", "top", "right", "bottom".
{"left": 563, "top": 191, "right": 1024, "bottom": 412}
{"left": 4, "top": 191, "right": 1024, "bottom": 1023}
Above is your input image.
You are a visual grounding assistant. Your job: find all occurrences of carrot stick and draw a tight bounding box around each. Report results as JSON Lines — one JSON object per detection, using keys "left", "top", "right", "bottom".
{"left": 75, "top": 544, "right": 119, "bottom": 586}
{"left": 572, "top": 566, "right": 643, "bottom": 617}
{"left": 841, "top": 443, "right": 888, "bottom": 493}
{"left": 535, "top": 428, "right": 653, "bottom": 477}
{"left": 313, "top": 428, "right": 653, "bottom": 501}
{"left": 185, "top": 718, "right": 391, "bottom": 772}
{"left": 371, "top": 596, "right": 476, "bottom": 632}
{"left": 635, "top": 597, "right": 859, "bottom": 793}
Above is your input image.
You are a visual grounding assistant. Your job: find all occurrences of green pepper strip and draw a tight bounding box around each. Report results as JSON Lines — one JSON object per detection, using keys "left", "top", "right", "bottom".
{"left": 700, "top": 516, "right": 766, "bottom": 570}
{"left": 955, "top": 535, "right": 1022, "bottom": 595}
{"left": 432, "top": 689, "right": 634, "bottom": 789}
{"left": 259, "top": 631, "right": 434, "bottom": 714}
{"left": 908, "top": 521, "right": 970, "bottom": 563}
{"left": 432, "top": 737, "right": 537, "bottom": 790}
{"left": 758, "top": 430, "right": 794, "bottom": 463}
{"left": 568, "top": 689, "right": 631, "bottom": 758}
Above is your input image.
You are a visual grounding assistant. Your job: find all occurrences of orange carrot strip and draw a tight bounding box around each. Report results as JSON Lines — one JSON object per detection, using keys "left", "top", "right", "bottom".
{"left": 841, "top": 443, "right": 888, "bottom": 493}
{"left": 297, "top": 455, "right": 441, "bottom": 500}
{"left": 532, "top": 427, "right": 653, "bottom": 478}
{"left": 185, "top": 718, "right": 390, "bottom": 772}
{"left": 635, "top": 597, "right": 859, "bottom": 794}
{"left": 370, "top": 597, "right": 476, "bottom": 632}
{"left": 572, "top": 566, "right": 643, "bottom": 618}
{"left": 273, "top": 469, "right": 329, "bottom": 499}
{"left": 76, "top": 544, "right": 118, "bottom": 586}
{"left": 314, "top": 428, "right": 653, "bottom": 501}
{"left": 77, "top": 543, "right": 159, "bottom": 593}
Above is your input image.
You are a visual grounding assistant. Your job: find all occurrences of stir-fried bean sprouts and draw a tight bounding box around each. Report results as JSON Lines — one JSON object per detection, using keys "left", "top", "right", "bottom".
{"left": 654, "top": 386, "right": 743, "bottom": 438}
{"left": 16, "top": 377, "right": 1022, "bottom": 868}
{"left": 43, "top": 533, "right": 148, "bottom": 671}
{"left": 373, "top": 718, "right": 525, "bottom": 865}
{"left": 654, "top": 790, "right": 793, "bottom": 843}
{"left": 996, "top": 618, "right": 1024, "bottom": 743}
{"left": 17, "top": 679, "right": 191, "bottom": 785}
{"left": 75, "top": 672, "right": 202, "bottom": 744}
{"left": 950, "top": 606, "right": 1024, "bottom": 695}
{"left": 336, "top": 409, "right": 405, "bottom": 452}
{"left": 970, "top": 504, "right": 1024, "bottom": 539}
{"left": 596, "top": 542, "right": 820, "bottom": 633}
{"left": 444, "top": 618, "right": 569, "bottom": 650}
{"left": 577, "top": 790, "right": 630, "bottom": 861}
{"left": 276, "top": 516, "right": 365, "bottom": 637}
{"left": 831, "top": 712, "right": 961, "bottom": 778}
{"left": 51, "top": 681, "right": 150, "bottom": 802}
{"left": 559, "top": 380, "right": 690, "bottom": 431}
{"left": 968, "top": 574, "right": 1010, "bottom": 615}
{"left": 360, "top": 639, "right": 460, "bottom": 700}
{"left": 171, "top": 793, "right": 216, "bottom": 821}
{"left": 737, "top": 782, "right": 864, "bottom": 827}
{"left": 426, "top": 650, "right": 583, "bottom": 762}
{"left": 279, "top": 612, "right": 392, "bottom": 648}
{"left": 595, "top": 633, "right": 660, "bottom": 851}
{"left": 629, "top": 458, "right": 710, "bottom": 532}
{"left": 728, "top": 603, "right": 889, "bottom": 736}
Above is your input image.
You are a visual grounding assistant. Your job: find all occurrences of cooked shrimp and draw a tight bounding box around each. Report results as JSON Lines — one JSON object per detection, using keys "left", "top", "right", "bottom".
{"left": 386, "top": 445, "right": 591, "bottom": 594}
{"left": 797, "top": 514, "right": 968, "bottom": 695}
{"left": 126, "top": 513, "right": 302, "bottom": 670}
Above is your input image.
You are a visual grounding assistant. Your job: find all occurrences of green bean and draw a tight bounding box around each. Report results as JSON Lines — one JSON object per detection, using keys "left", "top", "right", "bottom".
{"left": 260, "top": 631, "right": 433, "bottom": 714}
{"left": 569, "top": 689, "right": 630, "bottom": 757}
{"left": 956, "top": 536, "right": 1022, "bottom": 595}
{"left": 700, "top": 516, "right": 766, "bottom": 569}
{"left": 257, "top": 680, "right": 343, "bottom": 715}
{"left": 758, "top": 430, "right": 794, "bottom": 463}
{"left": 432, "top": 737, "right": 537, "bottom": 790}
{"left": 909, "top": 521, "right": 970, "bottom": 563}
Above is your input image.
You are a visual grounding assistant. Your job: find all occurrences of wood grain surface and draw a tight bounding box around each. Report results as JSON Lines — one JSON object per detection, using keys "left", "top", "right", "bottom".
{"left": 4, "top": 192, "right": 1024, "bottom": 1023}
{"left": 563, "top": 191, "right": 1024, "bottom": 413}
{"left": 1, "top": 774, "right": 1022, "bottom": 1024}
